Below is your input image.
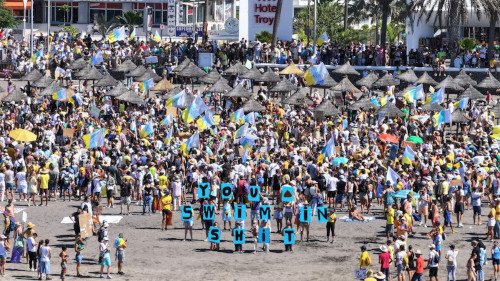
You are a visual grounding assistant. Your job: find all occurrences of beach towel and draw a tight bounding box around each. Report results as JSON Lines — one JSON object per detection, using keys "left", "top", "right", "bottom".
{"left": 339, "top": 216, "right": 376, "bottom": 222}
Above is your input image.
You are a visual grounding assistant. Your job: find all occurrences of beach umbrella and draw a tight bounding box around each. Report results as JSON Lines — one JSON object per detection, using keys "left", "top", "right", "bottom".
{"left": 134, "top": 67, "right": 162, "bottom": 82}
{"left": 82, "top": 67, "right": 103, "bottom": 81}
{"left": 477, "top": 73, "right": 500, "bottom": 90}
{"left": 178, "top": 62, "right": 206, "bottom": 78}
{"left": 332, "top": 157, "right": 349, "bottom": 166}
{"left": 240, "top": 67, "right": 262, "bottom": 80}
{"left": 225, "top": 62, "right": 248, "bottom": 75}
{"left": 39, "top": 81, "right": 64, "bottom": 96}
{"left": 226, "top": 84, "right": 252, "bottom": 99}
{"left": 256, "top": 68, "right": 281, "bottom": 83}
{"left": 74, "top": 64, "right": 91, "bottom": 78}
{"left": 407, "top": 136, "right": 423, "bottom": 145}
{"left": 9, "top": 129, "right": 37, "bottom": 142}
{"left": 452, "top": 110, "right": 470, "bottom": 124}
{"left": 373, "top": 72, "right": 400, "bottom": 88}
{"left": 348, "top": 98, "right": 379, "bottom": 110}
{"left": 313, "top": 101, "right": 340, "bottom": 116}
{"left": 435, "top": 76, "right": 464, "bottom": 91}
{"left": 95, "top": 72, "right": 119, "bottom": 87}
{"left": 312, "top": 75, "right": 338, "bottom": 89}
{"left": 116, "top": 90, "right": 145, "bottom": 104}
{"left": 356, "top": 72, "right": 379, "bottom": 88}
{"left": 396, "top": 69, "right": 418, "bottom": 83}
{"left": 453, "top": 69, "right": 477, "bottom": 87}
{"left": 32, "top": 76, "right": 54, "bottom": 88}
{"left": 279, "top": 61, "right": 304, "bottom": 76}
{"left": 151, "top": 78, "right": 175, "bottom": 92}
{"left": 376, "top": 103, "right": 406, "bottom": 118}
{"left": 333, "top": 61, "right": 360, "bottom": 76}
{"left": 415, "top": 72, "right": 438, "bottom": 86}
{"left": 175, "top": 59, "right": 191, "bottom": 72}
{"left": 19, "top": 70, "right": 43, "bottom": 81}
{"left": 283, "top": 89, "right": 314, "bottom": 105}
{"left": 269, "top": 78, "right": 297, "bottom": 92}
{"left": 68, "top": 58, "right": 88, "bottom": 70}
{"left": 127, "top": 65, "right": 147, "bottom": 77}
{"left": 106, "top": 82, "right": 128, "bottom": 97}
{"left": 378, "top": 134, "right": 399, "bottom": 143}
{"left": 115, "top": 60, "right": 137, "bottom": 73}
{"left": 331, "top": 77, "right": 361, "bottom": 94}
{"left": 199, "top": 69, "right": 222, "bottom": 84}
{"left": 241, "top": 99, "right": 266, "bottom": 113}
{"left": 421, "top": 103, "right": 443, "bottom": 112}
{"left": 393, "top": 190, "right": 420, "bottom": 199}
{"left": 206, "top": 77, "right": 232, "bottom": 93}
{"left": 459, "top": 85, "right": 485, "bottom": 100}
{"left": 1, "top": 90, "right": 29, "bottom": 102}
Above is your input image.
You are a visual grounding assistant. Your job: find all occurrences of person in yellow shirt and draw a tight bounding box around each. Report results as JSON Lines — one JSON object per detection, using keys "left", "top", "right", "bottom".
{"left": 385, "top": 205, "right": 395, "bottom": 239}
{"left": 327, "top": 209, "right": 336, "bottom": 243}
{"left": 359, "top": 245, "right": 372, "bottom": 269}
{"left": 363, "top": 270, "right": 377, "bottom": 281}
{"left": 158, "top": 171, "right": 168, "bottom": 189}
{"left": 38, "top": 167, "right": 50, "bottom": 206}
{"left": 160, "top": 189, "right": 172, "bottom": 231}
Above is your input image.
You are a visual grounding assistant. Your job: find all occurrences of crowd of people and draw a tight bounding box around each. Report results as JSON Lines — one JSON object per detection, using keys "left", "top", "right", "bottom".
{"left": 0, "top": 29, "right": 497, "bottom": 280}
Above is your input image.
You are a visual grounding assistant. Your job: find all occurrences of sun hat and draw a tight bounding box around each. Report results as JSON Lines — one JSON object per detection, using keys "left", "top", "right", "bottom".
{"left": 27, "top": 222, "right": 35, "bottom": 228}
{"left": 415, "top": 250, "right": 422, "bottom": 255}
{"left": 374, "top": 272, "right": 386, "bottom": 279}
{"left": 380, "top": 245, "right": 388, "bottom": 252}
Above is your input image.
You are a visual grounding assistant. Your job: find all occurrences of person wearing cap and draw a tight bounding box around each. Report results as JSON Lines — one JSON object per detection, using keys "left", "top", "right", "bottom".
{"left": 379, "top": 244, "right": 392, "bottom": 279}
{"left": 98, "top": 236, "right": 112, "bottom": 279}
{"left": 411, "top": 250, "right": 424, "bottom": 281}
{"left": 427, "top": 244, "right": 439, "bottom": 281}
{"left": 444, "top": 244, "right": 458, "bottom": 281}
{"left": 37, "top": 166, "right": 50, "bottom": 207}
{"left": 471, "top": 186, "right": 484, "bottom": 225}
{"left": 160, "top": 188, "right": 172, "bottom": 231}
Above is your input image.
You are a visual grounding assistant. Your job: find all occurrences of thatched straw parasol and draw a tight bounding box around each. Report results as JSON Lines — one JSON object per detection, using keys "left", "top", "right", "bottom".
{"left": 240, "top": 67, "right": 262, "bottom": 80}
{"left": 313, "top": 101, "right": 340, "bottom": 116}
{"left": 226, "top": 84, "right": 252, "bottom": 99}
{"left": 270, "top": 78, "right": 297, "bottom": 92}
{"left": 1, "top": 90, "right": 29, "bottom": 102}
{"left": 331, "top": 77, "right": 361, "bottom": 94}
{"left": 375, "top": 103, "right": 406, "bottom": 118}
{"left": 283, "top": 89, "right": 314, "bottom": 105}
{"left": 373, "top": 72, "right": 400, "bottom": 88}
{"left": 95, "top": 72, "right": 119, "bottom": 87}
{"left": 106, "top": 82, "right": 128, "bottom": 97}
{"left": 206, "top": 77, "right": 232, "bottom": 93}
{"left": 435, "top": 76, "right": 464, "bottom": 91}
{"left": 135, "top": 68, "right": 162, "bottom": 82}
{"left": 127, "top": 65, "right": 147, "bottom": 77}
{"left": 356, "top": 72, "right": 379, "bottom": 88}
{"left": 396, "top": 68, "right": 419, "bottom": 83}
{"left": 333, "top": 61, "right": 360, "bottom": 76}
{"left": 256, "top": 68, "right": 281, "bottom": 83}
{"left": 453, "top": 69, "right": 477, "bottom": 87}
{"left": 116, "top": 90, "right": 145, "bottom": 104}
{"left": 115, "top": 60, "right": 137, "bottom": 73}
{"left": 40, "top": 81, "right": 64, "bottom": 96}
{"left": 199, "top": 69, "right": 222, "bottom": 84}
{"left": 32, "top": 76, "right": 54, "bottom": 88}
{"left": 459, "top": 85, "right": 485, "bottom": 100}
{"left": 241, "top": 99, "right": 266, "bottom": 113}
{"left": 19, "top": 70, "right": 43, "bottom": 81}
{"left": 421, "top": 103, "right": 443, "bottom": 112}
{"left": 415, "top": 72, "right": 438, "bottom": 86}
{"left": 225, "top": 62, "right": 248, "bottom": 75}
{"left": 477, "top": 73, "right": 500, "bottom": 89}
{"left": 68, "top": 58, "right": 88, "bottom": 70}
{"left": 151, "top": 78, "right": 175, "bottom": 92}
{"left": 278, "top": 62, "right": 304, "bottom": 76}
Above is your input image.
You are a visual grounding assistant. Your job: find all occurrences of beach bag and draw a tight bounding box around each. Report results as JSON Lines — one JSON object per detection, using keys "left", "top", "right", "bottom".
{"left": 98, "top": 253, "right": 103, "bottom": 264}
{"left": 433, "top": 251, "right": 440, "bottom": 264}
{"left": 447, "top": 254, "right": 454, "bottom": 266}
{"left": 167, "top": 212, "right": 174, "bottom": 226}
{"left": 14, "top": 236, "right": 23, "bottom": 249}
{"left": 97, "top": 229, "right": 104, "bottom": 243}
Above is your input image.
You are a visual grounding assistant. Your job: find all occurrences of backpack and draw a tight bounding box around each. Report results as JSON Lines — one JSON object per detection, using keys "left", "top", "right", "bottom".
{"left": 63, "top": 173, "right": 72, "bottom": 186}
{"left": 433, "top": 251, "right": 440, "bottom": 264}
{"left": 317, "top": 175, "right": 327, "bottom": 192}
{"left": 97, "top": 229, "right": 104, "bottom": 243}
{"left": 358, "top": 180, "right": 367, "bottom": 193}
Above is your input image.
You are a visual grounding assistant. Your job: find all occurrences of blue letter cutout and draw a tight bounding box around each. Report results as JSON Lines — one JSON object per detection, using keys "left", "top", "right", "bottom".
{"left": 220, "top": 183, "right": 233, "bottom": 200}
{"left": 203, "top": 204, "right": 215, "bottom": 220}
{"left": 234, "top": 204, "right": 246, "bottom": 221}
{"left": 181, "top": 205, "right": 193, "bottom": 221}
{"left": 258, "top": 227, "right": 270, "bottom": 243}
{"left": 197, "top": 182, "right": 210, "bottom": 199}
{"left": 283, "top": 228, "right": 295, "bottom": 245}
{"left": 316, "top": 207, "right": 328, "bottom": 223}
{"left": 208, "top": 226, "right": 221, "bottom": 243}
{"left": 248, "top": 185, "right": 260, "bottom": 202}
{"left": 299, "top": 206, "right": 311, "bottom": 222}
{"left": 282, "top": 185, "right": 294, "bottom": 202}
{"left": 259, "top": 205, "right": 271, "bottom": 221}
{"left": 233, "top": 228, "right": 245, "bottom": 245}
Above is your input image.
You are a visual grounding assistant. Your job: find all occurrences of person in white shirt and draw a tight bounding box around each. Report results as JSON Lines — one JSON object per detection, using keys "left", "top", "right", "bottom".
{"left": 27, "top": 233, "right": 38, "bottom": 271}
{"left": 327, "top": 174, "right": 338, "bottom": 208}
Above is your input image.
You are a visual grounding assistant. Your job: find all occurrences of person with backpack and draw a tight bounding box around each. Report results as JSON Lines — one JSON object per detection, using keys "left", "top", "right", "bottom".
{"left": 445, "top": 244, "right": 458, "bottom": 281}
{"left": 59, "top": 167, "right": 73, "bottom": 202}
{"left": 427, "top": 244, "right": 440, "bottom": 281}
{"left": 105, "top": 172, "right": 116, "bottom": 209}
{"left": 359, "top": 245, "right": 372, "bottom": 269}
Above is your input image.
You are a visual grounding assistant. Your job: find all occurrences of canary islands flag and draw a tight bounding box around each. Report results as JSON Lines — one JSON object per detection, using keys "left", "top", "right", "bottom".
{"left": 425, "top": 87, "right": 444, "bottom": 104}
{"left": 242, "top": 147, "right": 249, "bottom": 164}
{"left": 436, "top": 108, "right": 452, "bottom": 126}
{"left": 165, "top": 90, "right": 186, "bottom": 107}
{"left": 385, "top": 167, "right": 400, "bottom": 187}
{"left": 108, "top": 27, "right": 126, "bottom": 43}
{"left": 180, "top": 131, "right": 200, "bottom": 156}
{"left": 164, "top": 126, "right": 173, "bottom": 144}
{"left": 129, "top": 28, "right": 136, "bottom": 41}
{"left": 139, "top": 120, "right": 154, "bottom": 138}
{"left": 82, "top": 129, "right": 105, "bottom": 149}
{"left": 31, "top": 48, "right": 43, "bottom": 63}
{"left": 69, "top": 93, "right": 82, "bottom": 107}
{"left": 90, "top": 51, "right": 103, "bottom": 66}
{"left": 304, "top": 62, "right": 328, "bottom": 85}
{"left": 454, "top": 97, "right": 469, "bottom": 109}
{"left": 181, "top": 96, "right": 208, "bottom": 124}
{"left": 161, "top": 113, "right": 173, "bottom": 126}
{"left": 316, "top": 32, "right": 329, "bottom": 46}
{"left": 317, "top": 135, "right": 335, "bottom": 163}
{"left": 52, "top": 89, "right": 67, "bottom": 100}
{"left": 234, "top": 123, "right": 249, "bottom": 139}
{"left": 153, "top": 30, "right": 161, "bottom": 43}
{"left": 139, "top": 78, "right": 154, "bottom": 92}
{"left": 230, "top": 108, "right": 245, "bottom": 123}
{"left": 402, "top": 145, "right": 415, "bottom": 164}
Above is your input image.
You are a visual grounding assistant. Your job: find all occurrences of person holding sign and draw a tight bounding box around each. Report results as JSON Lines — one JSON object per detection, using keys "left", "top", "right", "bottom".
{"left": 210, "top": 222, "right": 220, "bottom": 251}
{"left": 326, "top": 208, "right": 337, "bottom": 243}
{"left": 181, "top": 205, "right": 194, "bottom": 241}
{"left": 221, "top": 199, "right": 232, "bottom": 231}
{"left": 232, "top": 222, "right": 244, "bottom": 254}
{"left": 259, "top": 220, "right": 271, "bottom": 252}
{"left": 251, "top": 220, "right": 259, "bottom": 254}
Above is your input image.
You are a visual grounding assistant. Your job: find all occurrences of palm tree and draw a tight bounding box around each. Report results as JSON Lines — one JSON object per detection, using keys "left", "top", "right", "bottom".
{"left": 116, "top": 11, "right": 143, "bottom": 37}
{"left": 481, "top": 0, "right": 500, "bottom": 60}
{"left": 59, "top": 4, "right": 70, "bottom": 26}
{"left": 94, "top": 14, "right": 118, "bottom": 41}
{"left": 271, "top": 0, "right": 283, "bottom": 48}
{"left": 410, "top": 0, "right": 497, "bottom": 62}
{"left": 349, "top": 0, "right": 381, "bottom": 44}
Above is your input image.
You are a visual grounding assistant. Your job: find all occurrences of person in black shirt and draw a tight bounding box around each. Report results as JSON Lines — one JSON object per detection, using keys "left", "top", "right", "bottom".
{"left": 120, "top": 177, "right": 132, "bottom": 215}
{"left": 336, "top": 175, "right": 347, "bottom": 210}
{"left": 70, "top": 207, "right": 82, "bottom": 239}
{"left": 143, "top": 184, "right": 153, "bottom": 215}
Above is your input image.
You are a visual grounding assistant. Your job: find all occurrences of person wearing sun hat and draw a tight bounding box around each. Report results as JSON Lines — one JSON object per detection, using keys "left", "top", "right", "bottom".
{"left": 98, "top": 236, "right": 112, "bottom": 279}
{"left": 363, "top": 269, "right": 377, "bottom": 281}
{"left": 37, "top": 165, "right": 50, "bottom": 206}
{"left": 379, "top": 244, "right": 391, "bottom": 279}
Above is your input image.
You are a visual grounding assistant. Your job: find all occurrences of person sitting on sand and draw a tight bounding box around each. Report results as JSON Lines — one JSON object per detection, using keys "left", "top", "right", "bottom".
{"left": 349, "top": 206, "right": 366, "bottom": 221}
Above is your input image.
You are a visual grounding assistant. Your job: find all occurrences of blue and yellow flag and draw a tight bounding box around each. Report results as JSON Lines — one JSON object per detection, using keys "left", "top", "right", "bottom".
{"left": 181, "top": 96, "right": 207, "bottom": 124}
{"left": 52, "top": 89, "right": 67, "bottom": 100}
{"left": 153, "top": 30, "right": 161, "bottom": 42}
{"left": 82, "top": 129, "right": 105, "bottom": 149}
{"left": 139, "top": 120, "right": 154, "bottom": 138}
{"left": 165, "top": 90, "right": 186, "bottom": 107}
{"left": 108, "top": 27, "right": 126, "bottom": 43}
{"left": 139, "top": 78, "right": 154, "bottom": 92}
{"left": 402, "top": 145, "right": 415, "bottom": 164}
{"left": 230, "top": 108, "right": 245, "bottom": 123}
{"left": 129, "top": 28, "right": 136, "bottom": 41}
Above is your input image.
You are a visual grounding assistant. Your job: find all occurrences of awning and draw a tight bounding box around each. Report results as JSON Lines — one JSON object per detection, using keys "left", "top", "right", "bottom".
{"left": 4, "top": 1, "right": 31, "bottom": 10}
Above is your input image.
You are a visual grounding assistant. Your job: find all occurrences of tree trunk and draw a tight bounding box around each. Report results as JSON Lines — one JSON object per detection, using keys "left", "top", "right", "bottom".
{"left": 448, "top": 0, "right": 461, "bottom": 63}
{"left": 271, "top": 0, "right": 283, "bottom": 48}
{"left": 379, "top": 0, "right": 390, "bottom": 49}
{"left": 375, "top": 14, "right": 379, "bottom": 45}
{"left": 487, "top": 13, "right": 498, "bottom": 61}
{"left": 344, "top": 0, "right": 348, "bottom": 31}
{"left": 203, "top": 0, "right": 209, "bottom": 43}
